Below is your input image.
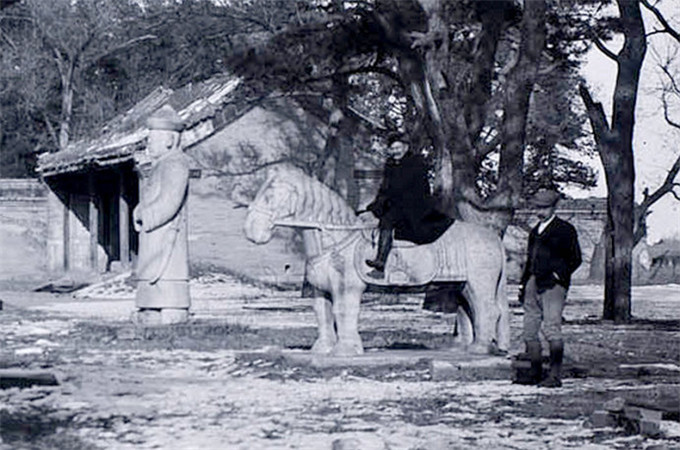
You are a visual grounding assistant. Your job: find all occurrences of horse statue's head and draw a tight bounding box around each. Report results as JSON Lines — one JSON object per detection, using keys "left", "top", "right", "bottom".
{"left": 244, "top": 166, "right": 298, "bottom": 244}
{"left": 244, "top": 164, "right": 358, "bottom": 244}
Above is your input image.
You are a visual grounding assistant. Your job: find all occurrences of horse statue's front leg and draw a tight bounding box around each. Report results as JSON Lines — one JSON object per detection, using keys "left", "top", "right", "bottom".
{"left": 311, "top": 296, "right": 337, "bottom": 354}
{"left": 304, "top": 232, "right": 366, "bottom": 356}
{"left": 331, "top": 287, "right": 364, "bottom": 356}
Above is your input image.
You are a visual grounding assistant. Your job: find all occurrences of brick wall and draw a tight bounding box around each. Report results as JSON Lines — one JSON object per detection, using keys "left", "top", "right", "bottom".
{"left": 506, "top": 203, "right": 607, "bottom": 283}
{"left": 0, "top": 179, "right": 48, "bottom": 280}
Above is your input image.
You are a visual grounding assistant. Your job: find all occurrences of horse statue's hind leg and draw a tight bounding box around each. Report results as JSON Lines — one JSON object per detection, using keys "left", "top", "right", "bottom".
{"left": 452, "top": 222, "right": 509, "bottom": 354}
{"left": 495, "top": 256, "right": 511, "bottom": 352}
{"left": 453, "top": 298, "right": 474, "bottom": 346}
{"left": 461, "top": 283, "right": 503, "bottom": 354}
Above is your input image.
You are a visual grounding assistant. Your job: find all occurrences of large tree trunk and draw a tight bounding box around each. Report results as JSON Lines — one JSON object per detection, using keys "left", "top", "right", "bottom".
{"left": 445, "top": 3, "right": 507, "bottom": 217}
{"left": 55, "top": 55, "right": 76, "bottom": 151}
{"left": 454, "top": 0, "right": 546, "bottom": 235}
{"left": 319, "top": 106, "right": 359, "bottom": 211}
{"left": 497, "top": 0, "right": 546, "bottom": 206}
{"left": 58, "top": 70, "right": 74, "bottom": 150}
{"left": 579, "top": 0, "right": 646, "bottom": 323}
{"left": 376, "top": 0, "right": 545, "bottom": 235}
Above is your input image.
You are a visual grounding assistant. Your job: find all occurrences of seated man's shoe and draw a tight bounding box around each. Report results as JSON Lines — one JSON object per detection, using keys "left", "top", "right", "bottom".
{"left": 365, "top": 259, "right": 385, "bottom": 271}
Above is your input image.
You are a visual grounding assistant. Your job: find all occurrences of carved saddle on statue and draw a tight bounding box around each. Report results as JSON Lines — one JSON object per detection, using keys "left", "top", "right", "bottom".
{"left": 354, "top": 224, "right": 467, "bottom": 286}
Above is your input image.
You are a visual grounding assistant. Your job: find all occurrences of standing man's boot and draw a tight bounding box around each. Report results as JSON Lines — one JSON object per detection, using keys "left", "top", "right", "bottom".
{"left": 366, "top": 228, "right": 393, "bottom": 278}
{"left": 539, "top": 340, "right": 564, "bottom": 388}
{"left": 514, "top": 340, "right": 543, "bottom": 385}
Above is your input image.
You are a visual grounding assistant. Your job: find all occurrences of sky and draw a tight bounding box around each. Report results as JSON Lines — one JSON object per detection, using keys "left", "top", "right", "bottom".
{"left": 572, "top": 2, "right": 680, "bottom": 244}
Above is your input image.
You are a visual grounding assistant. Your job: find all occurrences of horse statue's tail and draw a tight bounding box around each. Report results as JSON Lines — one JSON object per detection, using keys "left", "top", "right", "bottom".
{"left": 495, "top": 240, "right": 510, "bottom": 352}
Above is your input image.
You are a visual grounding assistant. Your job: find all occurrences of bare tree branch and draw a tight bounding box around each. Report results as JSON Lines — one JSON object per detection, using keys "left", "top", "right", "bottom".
{"left": 672, "top": 185, "right": 680, "bottom": 201}
{"left": 578, "top": 83, "right": 612, "bottom": 139}
{"left": 42, "top": 111, "right": 58, "bottom": 149}
{"left": 641, "top": 0, "right": 680, "bottom": 43}
{"left": 662, "top": 91, "right": 680, "bottom": 129}
{"left": 592, "top": 35, "right": 619, "bottom": 61}
{"left": 634, "top": 151, "right": 680, "bottom": 244}
{"left": 89, "top": 34, "right": 157, "bottom": 64}
{"left": 659, "top": 62, "right": 680, "bottom": 96}
{"left": 647, "top": 29, "right": 668, "bottom": 38}
{"left": 0, "top": 28, "right": 16, "bottom": 51}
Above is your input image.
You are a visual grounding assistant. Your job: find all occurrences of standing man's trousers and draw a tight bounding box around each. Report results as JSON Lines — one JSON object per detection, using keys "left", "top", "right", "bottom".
{"left": 523, "top": 276, "right": 567, "bottom": 341}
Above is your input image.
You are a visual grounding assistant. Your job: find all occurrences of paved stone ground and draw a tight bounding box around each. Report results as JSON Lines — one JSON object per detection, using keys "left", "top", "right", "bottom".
{"left": 1, "top": 276, "right": 679, "bottom": 449}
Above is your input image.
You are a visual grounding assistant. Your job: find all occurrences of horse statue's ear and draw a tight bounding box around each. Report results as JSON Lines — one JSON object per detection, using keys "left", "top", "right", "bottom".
{"left": 266, "top": 163, "right": 286, "bottom": 179}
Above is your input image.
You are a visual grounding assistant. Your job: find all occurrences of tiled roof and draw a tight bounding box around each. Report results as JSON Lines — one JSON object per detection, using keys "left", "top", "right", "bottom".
{"left": 37, "top": 74, "right": 248, "bottom": 177}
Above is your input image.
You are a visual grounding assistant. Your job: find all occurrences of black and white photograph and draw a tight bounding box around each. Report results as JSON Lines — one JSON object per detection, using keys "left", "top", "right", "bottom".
{"left": 0, "top": 0, "right": 679, "bottom": 448}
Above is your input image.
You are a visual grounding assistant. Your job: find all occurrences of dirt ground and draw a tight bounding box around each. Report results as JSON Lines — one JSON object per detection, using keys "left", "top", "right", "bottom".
{"left": 0, "top": 274, "right": 679, "bottom": 449}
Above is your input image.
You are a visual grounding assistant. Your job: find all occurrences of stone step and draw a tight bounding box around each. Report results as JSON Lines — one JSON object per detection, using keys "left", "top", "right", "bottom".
{"left": 0, "top": 369, "right": 59, "bottom": 389}
{"left": 277, "top": 348, "right": 512, "bottom": 381}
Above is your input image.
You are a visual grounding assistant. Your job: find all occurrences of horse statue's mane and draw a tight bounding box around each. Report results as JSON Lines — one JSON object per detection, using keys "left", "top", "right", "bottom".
{"left": 268, "top": 164, "right": 359, "bottom": 226}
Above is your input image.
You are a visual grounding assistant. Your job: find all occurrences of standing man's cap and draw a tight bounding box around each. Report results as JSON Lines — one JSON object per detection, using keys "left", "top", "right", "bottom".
{"left": 531, "top": 188, "right": 560, "bottom": 207}
{"left": 147, "top": 105, "right": 184, "bottom": 131}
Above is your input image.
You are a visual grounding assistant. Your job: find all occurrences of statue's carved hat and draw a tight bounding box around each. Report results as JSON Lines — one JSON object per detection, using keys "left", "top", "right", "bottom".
{"left": 147, "top": 104, "right": 184, "bottom": 132}
{"left": 531, "top": 188, "right": 560, "bottom": 207}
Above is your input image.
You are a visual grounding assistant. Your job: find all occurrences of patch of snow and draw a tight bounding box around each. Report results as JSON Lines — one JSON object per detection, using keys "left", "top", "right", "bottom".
{"left": 34, "top": 338, "right": 61, "bottom": 348}
{"left": 14, "top": 347, "right": 44, "bottom": 356}
{"left": 661, "top": 420, "right": 680, "bottom": 438}
{"left": 619, "top": 363, "right": 680, "bottom": 372}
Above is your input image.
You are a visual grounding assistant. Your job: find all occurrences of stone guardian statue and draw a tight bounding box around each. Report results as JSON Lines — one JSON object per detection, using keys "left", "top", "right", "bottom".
{"left": 133, "top": 104, "right": 191, "bottom": 325}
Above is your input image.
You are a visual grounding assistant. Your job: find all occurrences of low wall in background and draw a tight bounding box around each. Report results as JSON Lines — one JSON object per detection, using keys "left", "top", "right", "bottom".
{"left": 0, "top": 179, "right": 48, "bottom": 281}
{"left": 187, "top": 176, "right": 306, "bottom": 286}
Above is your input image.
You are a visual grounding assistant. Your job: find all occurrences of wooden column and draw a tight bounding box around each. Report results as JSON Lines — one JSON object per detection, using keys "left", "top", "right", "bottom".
{"left": 119, "top": 170, "right": 130, "bottom": 266}
{"left": 88, "top": 173, "right": 98, "bottom": 272}
{"left": 64, "top": 191, "right": 70, "bottom": 271}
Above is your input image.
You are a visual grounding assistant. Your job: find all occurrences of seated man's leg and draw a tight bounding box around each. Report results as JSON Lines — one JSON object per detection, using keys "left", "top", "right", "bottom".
{"left": 366, "top": 226, "right": 393, "bottom": 277}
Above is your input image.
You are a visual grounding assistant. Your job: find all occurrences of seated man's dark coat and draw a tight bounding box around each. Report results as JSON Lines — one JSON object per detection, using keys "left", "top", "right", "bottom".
{"left": 521, "top": 217, "right": 582, "bottom": 292}
{"left": 367, "top": 151, "right": 453, "bottom": 245}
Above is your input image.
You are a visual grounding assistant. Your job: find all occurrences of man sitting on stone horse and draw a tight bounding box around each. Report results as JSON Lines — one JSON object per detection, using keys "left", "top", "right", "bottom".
{"left": 364, "top": 134, "right": 454, "bottom": 279}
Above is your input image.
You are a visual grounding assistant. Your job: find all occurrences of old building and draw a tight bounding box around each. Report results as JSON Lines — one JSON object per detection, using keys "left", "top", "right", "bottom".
{"left": 36, "top": 74, "right": 321, "bottom": 284}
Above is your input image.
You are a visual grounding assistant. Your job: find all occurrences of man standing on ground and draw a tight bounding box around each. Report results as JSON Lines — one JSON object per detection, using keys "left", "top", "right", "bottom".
{"left": 517, "top": 188, "right": 582, "bottom": 387}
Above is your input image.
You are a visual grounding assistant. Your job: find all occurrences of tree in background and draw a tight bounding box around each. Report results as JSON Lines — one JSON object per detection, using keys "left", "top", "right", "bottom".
{"left": 0, "top": 0, "right": 258, "bottom": 175}
{"left": 5, "top": 0, "right": 159, "bottom": 150}
{"left": 580, "top": 0, "right": 680, "bottom": 322}
{"left": 226, "top": 0, "right": 605, "bottom": 234}
{"left": 638, "top": 0, "right": 680, "bottom": 247}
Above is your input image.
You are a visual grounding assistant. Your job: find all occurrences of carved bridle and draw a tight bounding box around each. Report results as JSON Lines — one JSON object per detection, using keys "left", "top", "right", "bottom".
{"left": 247, "top": 176, "right": 375, "bottom": 261}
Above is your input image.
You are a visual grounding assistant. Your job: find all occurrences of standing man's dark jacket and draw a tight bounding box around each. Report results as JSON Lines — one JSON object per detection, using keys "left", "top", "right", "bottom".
{"left": 521, "top": 217, "right": 582, "bottom": 292}
{"left": 367, "top": 151, "right": 452, "bottom": 245}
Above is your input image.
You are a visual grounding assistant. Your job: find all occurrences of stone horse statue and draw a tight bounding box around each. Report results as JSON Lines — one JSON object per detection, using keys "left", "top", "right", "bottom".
{"left": 244, "top": 164, "right": 509, "bottom": 356}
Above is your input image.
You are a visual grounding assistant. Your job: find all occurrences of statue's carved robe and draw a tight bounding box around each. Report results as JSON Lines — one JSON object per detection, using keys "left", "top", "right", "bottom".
{"left": 135, "top": 150, "right": 190, "bottom": 309}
